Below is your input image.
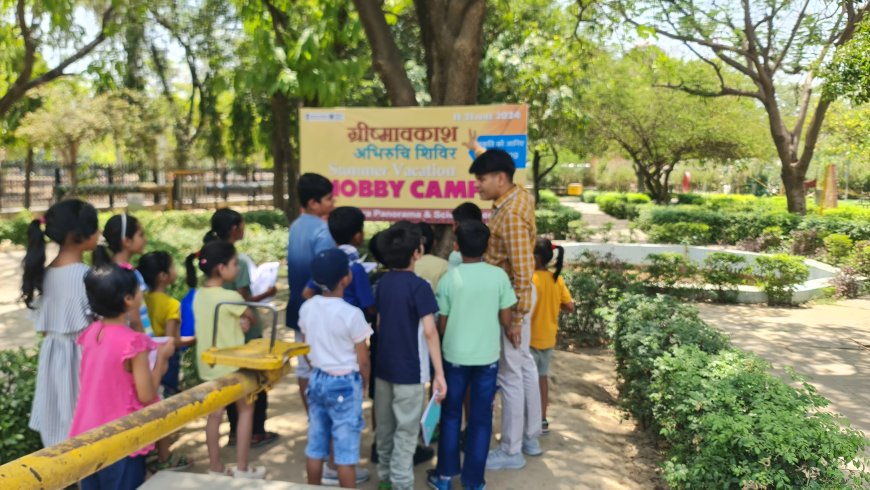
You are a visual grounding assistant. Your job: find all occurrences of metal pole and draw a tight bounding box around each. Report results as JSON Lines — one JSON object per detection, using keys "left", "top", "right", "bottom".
{"left": 0, "top": 365, "right": 290, "bottom": 490}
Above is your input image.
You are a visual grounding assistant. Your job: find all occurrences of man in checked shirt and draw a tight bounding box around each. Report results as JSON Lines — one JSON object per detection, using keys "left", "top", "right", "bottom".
{"left": 466, "top": 145, "right": 544, "bottom": 470}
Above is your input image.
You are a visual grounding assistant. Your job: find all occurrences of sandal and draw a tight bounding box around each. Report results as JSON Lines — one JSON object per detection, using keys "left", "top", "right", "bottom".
{"left": 152, "top": 453, "right": 193, "bottom": 472}
{"left": 208, "top": 468, "right": 232, "bottom": 477}
{"left": 251, "top": 431, "right": 280, "bottom": 448}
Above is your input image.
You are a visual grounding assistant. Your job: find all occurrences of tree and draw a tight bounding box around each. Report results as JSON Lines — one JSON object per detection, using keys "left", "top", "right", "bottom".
{"left": 825, "top": 18, "right": 870, "bottom": 104}
{"left": 352, "top": 0, "right": 487, "bottom": 106}
{"left": 615, "top": 0, "right": 870, "bottom": 213}
{"left": 587, "top": 48, "right": 769, "bottom": 203}
{"left": 0, "top": 0, "right": 118, "bottom": 118}
{"left": 15, "top": 85, "right": 111, "bottom": 192}
{"left": 479, "top": 0, "right": 595, "bottom": 204}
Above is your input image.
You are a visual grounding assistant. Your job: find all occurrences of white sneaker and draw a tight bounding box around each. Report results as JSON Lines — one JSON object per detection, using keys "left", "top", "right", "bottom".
{"left": 233, "top": 465, "right": 266, "bottom": 479}
{"left": 523, "top": 438, "right": 543, "bottom": 457}
{"left": 485, "top": 448, "right": 526, "bottom": 470}
{"left": 322, "top": 465, "right": 371, "bottom": 486}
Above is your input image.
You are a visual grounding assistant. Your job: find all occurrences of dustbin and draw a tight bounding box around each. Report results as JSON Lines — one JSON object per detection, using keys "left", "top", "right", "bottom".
{"left": 567, "top": 183, "right": 584, "bottom": 196}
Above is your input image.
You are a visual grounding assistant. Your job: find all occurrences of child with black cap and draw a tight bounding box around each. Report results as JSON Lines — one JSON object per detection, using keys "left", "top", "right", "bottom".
{"left": 299, "top": 248, "right": 373, "bottom": 488}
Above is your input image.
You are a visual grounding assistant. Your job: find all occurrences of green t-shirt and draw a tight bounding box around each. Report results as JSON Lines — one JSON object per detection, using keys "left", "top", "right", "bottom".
{"left": 436, "top": 262, "right": 517, "bottom": 365}
{"left": 223, "top": 253, "right": 263, "bottom": 341}
{"left": 194, "top": 287, "right": 247, "bottom": 381}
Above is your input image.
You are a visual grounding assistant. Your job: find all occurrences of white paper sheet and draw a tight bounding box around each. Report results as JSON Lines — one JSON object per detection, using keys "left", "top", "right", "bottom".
{"left": 250, "top": 261, "right": 280, "bottom": 303}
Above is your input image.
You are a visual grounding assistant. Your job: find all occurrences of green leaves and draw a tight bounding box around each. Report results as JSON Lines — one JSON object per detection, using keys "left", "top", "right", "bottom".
{"left": 824, "top": 19, "right": 870, "bottom": 104}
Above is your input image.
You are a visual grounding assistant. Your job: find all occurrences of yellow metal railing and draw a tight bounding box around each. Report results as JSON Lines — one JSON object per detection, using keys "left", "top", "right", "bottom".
{"left": 0, "top": 302, "right": 307, "bottom": 490}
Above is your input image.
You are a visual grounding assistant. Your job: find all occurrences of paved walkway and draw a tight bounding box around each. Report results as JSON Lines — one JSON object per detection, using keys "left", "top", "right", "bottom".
{"left": 559, "top": 199, "right": 648, "bottom": 242}
{"left": 697, "top": 300, "right": 870, "bottom": 436}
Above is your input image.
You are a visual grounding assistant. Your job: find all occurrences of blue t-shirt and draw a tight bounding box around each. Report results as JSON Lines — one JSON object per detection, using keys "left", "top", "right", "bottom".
{"left": 374, "top": 271, "right": 439, "bottom": 384}
{"left": 287, "top": 214, "right": 336, "bottom": 329}
{"left": 180, "top": 289, "right": 196, "bottom": 338}
{"left": 305, "top": 245, "right": 374, "bottom": 310}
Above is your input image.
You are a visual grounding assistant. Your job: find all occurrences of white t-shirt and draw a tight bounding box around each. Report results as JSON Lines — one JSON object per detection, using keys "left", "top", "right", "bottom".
{"left": 299, "top": 296, "right": 373, "bottom": 374}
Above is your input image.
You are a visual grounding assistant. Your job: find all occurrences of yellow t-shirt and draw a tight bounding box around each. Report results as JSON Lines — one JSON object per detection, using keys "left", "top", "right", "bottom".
{"left": 530, "top": 270, "right": 573, "bottom": 350}
{"left": 414, "top": 254, "right": 449, "bottom": 292}
{"left": 193, "top": 287, "right": 247, "bottom": 381}
{"left": 144, "top": 291, "right": 181, "bottom": 338}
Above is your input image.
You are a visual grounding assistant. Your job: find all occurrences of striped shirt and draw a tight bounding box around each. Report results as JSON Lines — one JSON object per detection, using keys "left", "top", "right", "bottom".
{"left": 29, "top": 263, "right": 92, "bottom": 447}
{"left": 484, "top": 185, "right": 537, "bottom": 328}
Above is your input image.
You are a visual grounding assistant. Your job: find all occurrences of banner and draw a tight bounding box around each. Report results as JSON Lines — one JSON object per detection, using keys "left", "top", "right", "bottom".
{"left": 300, "top": 104, "right": 528, "bottom": 222}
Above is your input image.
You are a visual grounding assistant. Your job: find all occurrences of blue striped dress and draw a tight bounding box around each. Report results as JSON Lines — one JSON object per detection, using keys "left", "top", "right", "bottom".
{"left": 28, "top": 263, "right": 91, "bottom": 447}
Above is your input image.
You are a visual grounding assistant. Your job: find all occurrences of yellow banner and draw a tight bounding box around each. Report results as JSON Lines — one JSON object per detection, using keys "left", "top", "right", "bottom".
{"left": 300, "top": 104, "right": 528, "bottom": 222}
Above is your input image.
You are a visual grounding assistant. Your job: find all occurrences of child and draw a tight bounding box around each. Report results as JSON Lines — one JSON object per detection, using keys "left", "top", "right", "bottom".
{"left": 138, "top": 251, "right": 194, "bottom": 471}
{"left": 530, "top": 237, "right": 574, "bottom": 434}
{"left": 427, "top": 221, "right": 516, "bottom": 490}
{"left": 94, "top": 214, "right": 153, "bottom": 336}
{"left": 374, "top": 221, "right": 447, "bottom": 490}
{"left": 69, "top": 264, "right": 176, "bottom": 489}
{"left": 186, "top": 240, "right": 264, "bottom": 479}
{"left": 447, "top": 203, "right": 483, "bottom": 271}
{"left": 287, "top": 173, "right": 336, "bottom": 411}
{"left": 204, "top": 208, "right": 280, "bottom": 449}
{"left": 299, "top": 248, "right": 373, "bottom": 488}
{"left": 414, "top": 222, "right": 448, "bottom": 291}
{"left": 303, "top": 206, "right": 375, "bottom": 315}
{"left": 22, "top": 199, "right": 100, "bottom": 448}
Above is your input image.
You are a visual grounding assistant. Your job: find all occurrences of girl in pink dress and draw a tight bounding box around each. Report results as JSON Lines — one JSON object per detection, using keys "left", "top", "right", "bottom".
{"left": 69, "top": 263, "right": 175, "bottom": 489}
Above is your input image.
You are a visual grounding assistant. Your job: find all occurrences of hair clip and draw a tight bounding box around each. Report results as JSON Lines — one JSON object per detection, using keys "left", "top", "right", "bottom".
{"left": 200, "top": 258, "right": 207, "bottom": 265}
{"left": 118, "top": 262, "right": 133, "bottom": 271}
{"left": 38, "top": 216, "right": 46, "bottom": 225}
{"left": 551, "top": 244, "right": 558, "bottom": 250}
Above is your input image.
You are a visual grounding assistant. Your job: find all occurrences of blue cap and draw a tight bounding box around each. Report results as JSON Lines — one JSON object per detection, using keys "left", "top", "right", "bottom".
{"left": 311, "top": 248, "right": 350, "bottom": 292}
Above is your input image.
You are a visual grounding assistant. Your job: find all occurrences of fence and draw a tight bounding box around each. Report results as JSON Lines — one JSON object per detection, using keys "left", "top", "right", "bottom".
{"left": 0, "top": 160, "right": 275, "bottom": 213}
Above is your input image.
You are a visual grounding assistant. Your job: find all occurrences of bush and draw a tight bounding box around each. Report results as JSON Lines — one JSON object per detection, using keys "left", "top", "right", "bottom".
{"left": 702, "top": 252, "right": 749, "bottom": 303}
{"left": 638, "top": 205, "right": 799, "bottom": 244}
{"left": 597, "top": 192, "right": 651, "bottom": 220}
{"left": 537, "top": 189, "right": 560, "bottom": 207}
{"left": 652, "top": 346, "right": 870, "bottom": 489}
{"left": 610, "top": 294, "right": 729, "bottom": 429}
{"left": 800, "top": 215, "right": 870, "bottom": 242}
{"left": 0, "top": 210, "right": 34, "bottom": 245}
{"left": 648, "top": 222, "right": 711, "bottom": 245}
{"left": 831, "top": 266, "right": 862, "bottom": 299}
{"left": 610, "top": 295, "right": 870, "bottom": 489}
{"left": 851, "top": 240, "right": 870, "bottom": 277}
{"left": 675, "top": 193, "right": 705, "bottom": 205}
{"left": 535, "top": 206, "right": 582, "bottom": 240}
{"left": 0, "top": 347, "right": 41, "bottom": 462}
{"left": 790, "top": 229, "right": 824, "bottom": 256}
{"left": 823, "top": 233, "right": 853, "bottom": 265}
{"left": 637, "top": 205, "right": 728, "bottom": 237}
{"left": 559, "top": 252, "right": 642, "bottom": 345}
{"left": 754, "top": 254, "right": 810, "bottom": 306}
{"left": 242, "top": 210, "right": 288, "bottom": 229}
{"left": 646, "top": 253, "right": 698, "bottom": 288}
{"left": 581, "top": 190, "right": 600, "bottom": 203}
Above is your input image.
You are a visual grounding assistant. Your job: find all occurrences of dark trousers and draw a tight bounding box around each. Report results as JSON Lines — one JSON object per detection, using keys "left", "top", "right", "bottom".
{"left": 227, "top": 390, "right": 268, "bottom": 436}
{"left": 435, "top": 361, "right": 499, "bottom": 488}
{"left": 160, "top": 351, "right": 181, "bottom": 396}
{"left": 80, "top": 455, "right": 145, "bottom": 490}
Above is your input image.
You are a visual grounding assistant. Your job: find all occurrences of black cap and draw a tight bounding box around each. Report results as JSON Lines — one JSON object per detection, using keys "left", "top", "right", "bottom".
{"left": 468, "top": 149, "right": 516, "bottom": 178}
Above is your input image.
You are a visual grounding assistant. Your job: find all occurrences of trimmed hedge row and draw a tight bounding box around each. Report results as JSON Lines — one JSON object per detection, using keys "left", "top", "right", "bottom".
{"left": 596, "top": 192, "right": 651, "bottom": 219}
{"left": 611, "top": 294, "right": 870, "bottom": 489}
{"left": 637, "top": 205, "right": 801, "bottom": 244}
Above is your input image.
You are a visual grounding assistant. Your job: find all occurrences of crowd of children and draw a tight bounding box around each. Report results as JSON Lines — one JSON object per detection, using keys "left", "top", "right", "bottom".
{"left": 20, "top": 148, "right": 575, "bottom": 489}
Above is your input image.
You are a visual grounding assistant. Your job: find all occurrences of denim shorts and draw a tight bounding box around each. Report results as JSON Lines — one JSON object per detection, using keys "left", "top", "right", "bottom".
{"left": 531, "top": 347, "right": 554, "bottom": 376}
{"left": 305, "top": 369, "right": 364, "bottom": 465}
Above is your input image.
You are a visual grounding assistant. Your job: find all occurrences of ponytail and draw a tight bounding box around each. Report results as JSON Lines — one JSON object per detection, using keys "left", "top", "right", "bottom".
{"left": 93, "top": 245, "right": 113, "bottom": 267}
{"left": 21, "top": 199, "right": 99, "bottom": 309}
{"left": 185, "top": 252, "right": 199, "bottom": 288}
{"left": 22, "top": 219, "right": 47, "bottom": 309}
{"left": 552, "top": 245, "right": 564, "bottom": 282}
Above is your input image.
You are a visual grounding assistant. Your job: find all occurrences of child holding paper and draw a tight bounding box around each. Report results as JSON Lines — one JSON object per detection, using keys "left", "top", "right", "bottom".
{"left": 428, "top": 221, "right": 516, "bottom": 490}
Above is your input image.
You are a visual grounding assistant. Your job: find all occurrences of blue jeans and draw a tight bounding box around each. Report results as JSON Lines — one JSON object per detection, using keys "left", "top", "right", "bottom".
{"left": 435, "top": 361, "right": 499, "bottom": 487}
{"left": 305, "top": 369, "right": 364, "bottom": 465}
{"left": 80, "top": 455, "right": 145, "bottom": 490}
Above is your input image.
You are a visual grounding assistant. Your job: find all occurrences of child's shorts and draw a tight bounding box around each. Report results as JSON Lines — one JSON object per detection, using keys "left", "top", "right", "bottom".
{"left": 305, "top": 369, "right": 364, "bottom": 465}
{"left": 531, "top": 348, "right": 554, "bottom": 376}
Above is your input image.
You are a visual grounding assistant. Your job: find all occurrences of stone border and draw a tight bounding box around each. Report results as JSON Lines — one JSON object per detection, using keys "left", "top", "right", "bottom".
{"left": 561, "top": 242, "right": 840, "bottom": 304}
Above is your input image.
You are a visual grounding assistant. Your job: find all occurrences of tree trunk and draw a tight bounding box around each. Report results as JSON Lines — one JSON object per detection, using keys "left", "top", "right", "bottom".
{"left": 24, "top": 146, "right": 33, "bottom": 209}
{"left": 351, "top": 0, "right": 416, "bottom": 106}
{"left": 532, "top": 149, "right": 541, "bottom": 205}
{"left": 270, "top": 92, "right": 292, "bottom": 216}
{"left": 782, "top": 166, "right": 808, "bottom": 214}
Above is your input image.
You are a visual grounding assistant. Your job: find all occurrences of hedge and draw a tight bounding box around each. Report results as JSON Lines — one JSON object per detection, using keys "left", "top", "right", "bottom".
{"left": 610, "top": 294, "right": 870, "bottom": 489}
{"left": 0, "top": 347, "right": 42, "bottom": 463}
{"left": 596, "top": 192, "right": 651, "bottom": 220}
{"left": 637, "top": 205, "right": 801, "bottom": 244}
{"left": 535, "top": 205, "right": 582, "bottom": 240}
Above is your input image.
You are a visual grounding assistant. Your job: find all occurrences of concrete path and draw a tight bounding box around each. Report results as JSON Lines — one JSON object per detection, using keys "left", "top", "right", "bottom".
{"left": 559, "top": 199, "right": 648, "bottom": 243}
{"left": 697, "top": 299, "right": 870, "bottom": 436}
